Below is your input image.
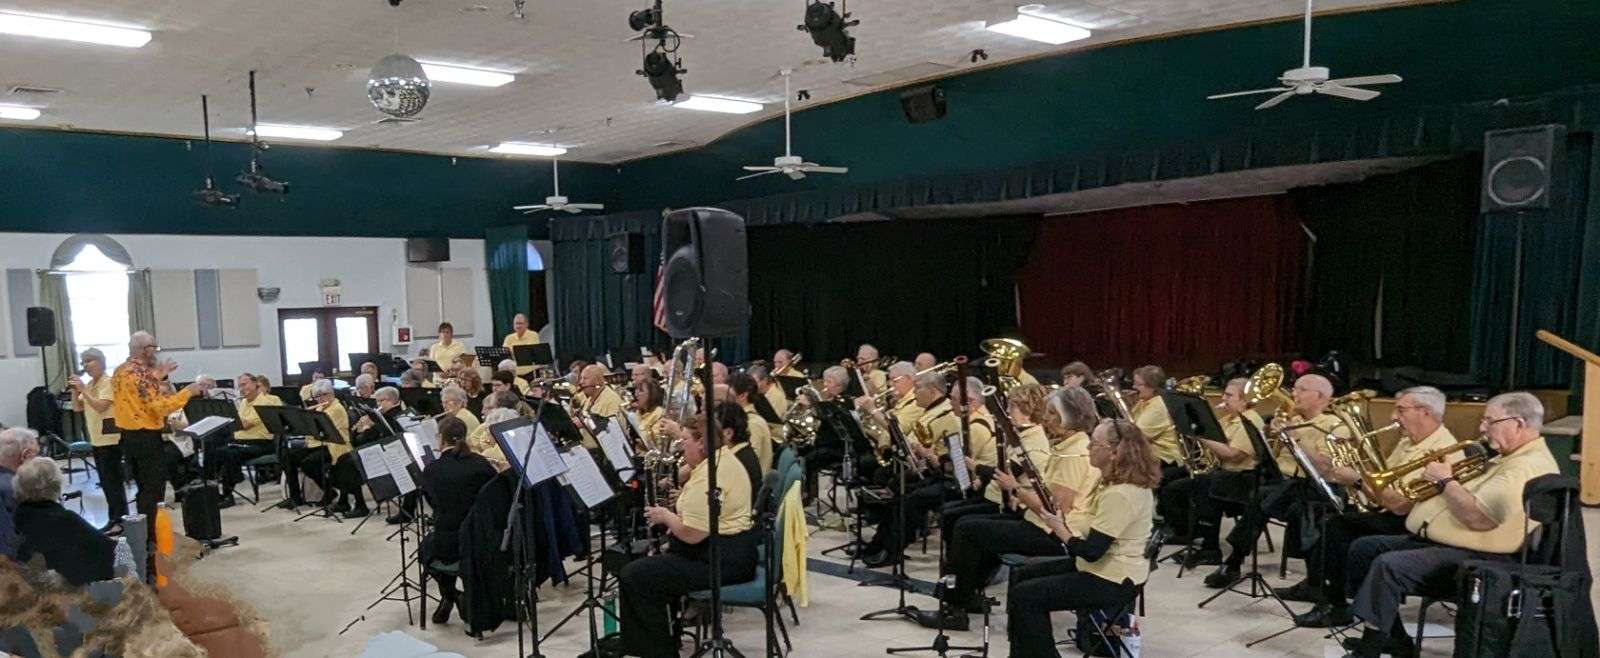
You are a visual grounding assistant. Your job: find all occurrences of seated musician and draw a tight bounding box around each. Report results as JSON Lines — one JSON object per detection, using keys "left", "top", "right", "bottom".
{"left": 1155, "top": 378, "right": 1262, "bottom": 566}
{"left": 913, "top": 353, "right": 937, "bottom": 373}
{"left": 803, "top": 365, "right": 854, "bottom": 473}
{"left": 1060, "top": 361, "right": 1093, "bottom": 388}
{"left": 858, "top": 369, "right": 956, "bottom": 566}
{"left": 281, "top": 379, "right": 352, "bottom": 508}
{"left": 495, "top": 359, "right": 533, "bottom": 396}
{"left": 359, "top": 360, "right": 381, "bottom": 382}
{"left": 353, "top": 373, "right": 377, "bottom": 398}
{"left": 218, "top": 373, "right": 283, "bottom": 508}
{"left": 710, "top": 361, "right": 729, "bottom": 387}
{"left": 455, "top": 369, "right": 486, "bottom": 418}
{"left": 467, "top": 391, "right": 521, "bottom": 470}
{"left": 853, "top": 361, "right": 921, "bottom": 464}
{"left": 746, "top": 364, "right": 787, "bottom": 438}
{"left": 728, "top": 373, "right": 776, "bottom": 472}
{"left": 630, "top": 364, "right": 656, "bottom": 388}
{"left": 425, "top": 321, "right": 467, "bottom": 372}
{"left": 1128, "top": 365, "right": 1184, "bottom": 483}
{"left": 1342, "top": 392, "right": 1558, "bottom": 658}
{"left": 440, "top": 385, "right": 480, "bottom": 435}
{"left": 501, "top": 313, "right": 540, "bottom": 377}
{"left": 574, "top": 364, "right": 625, "bottom": 419}
{"left": 933, "top": 376, "right": 1000, "bottom": 554}
{"left": 916, "top": 383, "right": 1066, "bottom": 631}
{"left": 854, "top": 344, "right": 889, "bottom": 393}
{"left": 299, "top": 370, "right": 328, "bottom": 404}
{"left": 406, "top": 360, "right": 436, "bottom": 388}
{"left": 771, "top": 349, "right": 800, "bottom": 378}
{"left": 1205, "top": 373, "right": 1347, "bottom": 588}
{"left": 610, "top": 404, "right": 760, "bottom": 658}
{"left": 418, "top": 415, "right": 498, "bottom": 625}
{"left": 1005, "top": 418, "right": 1160, "bottom": 657}
{"left": 632, "top": 378, "right": 666, "bottom": 445}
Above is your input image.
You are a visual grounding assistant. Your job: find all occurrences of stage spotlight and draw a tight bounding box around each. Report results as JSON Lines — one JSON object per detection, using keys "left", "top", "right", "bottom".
{"left": 799, "top": 0, "right": 857, "bottom": 62}
{"left": 628, "top": 7, "right": 659, "bottom": 32}
{"left": 640, "top": 47, "right": 684, "bottom": 102}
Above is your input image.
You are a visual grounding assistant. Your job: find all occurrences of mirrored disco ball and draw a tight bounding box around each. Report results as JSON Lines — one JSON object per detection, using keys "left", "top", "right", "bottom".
{"left": 367, "top": 54, "right": 430, "bottom": 118}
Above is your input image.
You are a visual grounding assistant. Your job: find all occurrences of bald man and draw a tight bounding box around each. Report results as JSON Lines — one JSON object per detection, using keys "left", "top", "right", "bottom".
{"left": 502, "top": 314, "right": 541, "bottom": 376}
{"left": 771, "top": 349, "right": 800, "bottom": 378}
{"left": 913, "top": 353, "right": 937, "bottom": 373}
{"left": 855, "top": 344, "right": 888, "bottom": 394}
{"left": 1205, "top": 372, "right": 1352, "bottom": 589}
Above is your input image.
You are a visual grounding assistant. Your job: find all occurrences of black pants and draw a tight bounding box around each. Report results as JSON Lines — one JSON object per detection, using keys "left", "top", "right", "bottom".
{"left": 120, "top": 430, "right": 166, "bottom": 521}
{"left": 868, "top": 475, "right": 952, "bottom": 556}
{"left": 219, "top": 440, "right": 274, "bottom": 492}
{"left": 91, "top": 444, "right": 128, "bottom": 524}
{"left": 1157, "top": 474, "right": 1198, "bottom": 537}
{"left": 1159, "top": 462, "right": 1189, "bottom": 489}
{"left": 1006, "top": 557, "right": 1137, "bottom": 658}
{"left": 282, "top": 444, "right": 329, "bottom": 504}
{"left": 331, "top": 453, "right": 367, "bottom": 510}
{"left": 949, "top": 515, "right": 1063, "bottom": 608}
{"left": 1308, "top": 511, "right": 1408, "bottom": 606}
{"left": 161, "top": 442, "right": 197, "bottom": 493}
{"left": 1347, "top": 534, "right": 1506, "bottom": 631}
{"left": 938, "top": 497, "right": 999, "bottom": 562}
{"left": 1225, "top": 478, "right": 1320, "bottom": 568}
{"left": 618, "top": 530, "right": 760, "bottom": 658}
{"left": 1179, "top": 471, "right": 1251, "bottom": 550}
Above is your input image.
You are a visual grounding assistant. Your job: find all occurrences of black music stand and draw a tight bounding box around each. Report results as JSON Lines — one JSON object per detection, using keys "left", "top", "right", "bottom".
{"left": 255, "top": 405, "right": 297, "bottom": 511}
{"left": 349, "top": 352, "right": 384, "bottom": 375}
{"left": 490, "top": 413, "right": 570, "bottom": 658}
{"left": 815, "top": 401, "right": 872, "bottom": 567}
{"left": 513, "top": 343, "right": 555, "bottom": 370}
{"left": 774, "top": 376, "right": 808, "bottom": 399}
{"left": 349, "top": 438, "right": 428, "bottom": 625}
{"left": 1158, "top": 391, "right": 1228, "bottom": 574}
{"left": 292, "top": 409, "right": 348, "bottom": 523}
{"left": 476, "top": 346, "right": 513, "bottom": 370}
{"left": 538, "top": 444, "right": 625, "bottom": 656}
{"left": 399, "top": 388, "right": 443, "bottom": 417}
{"left": 183, "top": 398, "right": 240, "bottom": 492}
{"left": 1198, "top": 417, "right": 1299, "bottom": 627}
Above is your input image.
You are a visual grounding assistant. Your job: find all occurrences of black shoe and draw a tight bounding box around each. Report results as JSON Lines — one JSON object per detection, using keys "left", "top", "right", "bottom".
{"left": 913, "top": 608, "right": 970, "bottom": 632}
{"left": 862, "top": 550, "right": 899, "bottom": 569}
{"left": 386, "top": 512, "right": 413, "bottom": 525}
{"left": 99, "top": 521, "right": 124, "bottom": 537}
{"left": 1273, "top": 579, "right": 1324, "bottom": 604}
{"left": 218, "top": 496, "right": 237, "bottom": 510}
{"left": 1293, "top": 603, "right": 1353, "bottom": 628}
{"left": 1181, "top": 548, "right": 1222, "bottom": 569}
{"left": 342, "top": 506, "right": 370, "bottom": 520}
{"left": 1162, "top": 531, "right": 1193, "bottom": 546}
{"left": 1203, "top": 565, "right": 1241, "bottom": 589}
{"left": 431, "top": 598, "right": 454, "bottom": 625}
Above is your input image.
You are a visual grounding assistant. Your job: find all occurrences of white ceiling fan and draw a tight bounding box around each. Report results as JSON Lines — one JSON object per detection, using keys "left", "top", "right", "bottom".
{"left": 513, "top": 158, "right": 605, "bottom": 214}
{"left": 1207, "top": 0, "right": 1401, "bottom": 110}
{"left": 738, "top": 69, "right": 848, "bottom": 181}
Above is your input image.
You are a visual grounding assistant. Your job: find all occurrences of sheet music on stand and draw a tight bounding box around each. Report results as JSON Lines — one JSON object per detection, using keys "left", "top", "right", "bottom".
{"left": 396, "top": 415, "right": 438, "bottom": 470}
{"left": 179, "top": 415, "right": 234, "bottom": 441}
{"left": 946, "top": 433, "right": 972, "bottom": 492}
{"left": 354, "top": 439, "right": 420, "bottom": 502}
{"left": 1284, "top": 431, "right": 1345, "bottom": 513}
{"left": 558, "top": 446, "right": 616, "bottom": 509}
{"left": 595, "top": 417, "right": 637, "bottom": 481}
{"left": 489, "top": 416, "right": 569, "bottom": 488}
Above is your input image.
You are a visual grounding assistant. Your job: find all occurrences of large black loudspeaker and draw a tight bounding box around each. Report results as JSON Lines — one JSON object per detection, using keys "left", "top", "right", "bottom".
{"left": 1481, "top": 124, "right": 1566, "bottom": 213}
{"left": 660, "top": 208, "right": 749, "bottom": 339}
{"left": 608, "top": 231, "right": 644, "bottom": 274}
{"left": 899, "top": 85, "right": 947, "bottom": 124}
{"left": 25, "top": 307, "right": 55, "bottom": 347}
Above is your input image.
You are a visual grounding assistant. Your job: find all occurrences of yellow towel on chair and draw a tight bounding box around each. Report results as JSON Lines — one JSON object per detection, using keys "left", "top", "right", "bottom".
{"left": 780, "top": 481, "right": 809, "bottom": 607}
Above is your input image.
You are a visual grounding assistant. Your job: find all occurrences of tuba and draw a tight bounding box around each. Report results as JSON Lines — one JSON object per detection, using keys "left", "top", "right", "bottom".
{"left": 981, "top": 338, "right": 1030, "bottom": 393}
{"left": 1095, "top": 368, "right": 1134, "bottom": 419}
{"left": 1242, "top": 363, "right": 1296, "bottom": 412}
{"left": 662, "top": 338, "right": 699, "bottom": 424}
{"left": 1173, "top": 375, "right": 1211, "bottom": 396}
{"left": 1360, "top": 436, "right": 1495, "bottom": 502}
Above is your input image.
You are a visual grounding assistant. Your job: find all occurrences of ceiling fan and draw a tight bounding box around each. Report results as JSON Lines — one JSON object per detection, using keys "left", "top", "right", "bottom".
{"left": 1207, "top": 0, "right": 1401, "bottom": 110}
{"left": 738, "top": 68, "right": 847, "bottom": 181}
{"left": 513, "top": 158, "right": 605, "bottom": 214}
{"left": 191, "top": 95, "right": 240, "bottom": 208}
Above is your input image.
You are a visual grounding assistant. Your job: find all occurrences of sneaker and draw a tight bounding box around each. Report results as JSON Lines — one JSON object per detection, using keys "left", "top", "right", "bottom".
{"left": 386, "top": 512, "right": 413, "bottom": 525}
{"left": 1203, "top": 564, "right": 1241, "bottom": 589}
{"left": 1181, "top": 548, "right": 1222, "bottom": 569}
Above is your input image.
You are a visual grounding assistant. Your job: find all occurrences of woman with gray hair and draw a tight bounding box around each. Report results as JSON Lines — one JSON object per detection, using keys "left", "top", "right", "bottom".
{"left": 13, "top": 457, "right": 116, "bottom": 585}
{"left": 68, "top": 347, "right": 124, "bottom": 531}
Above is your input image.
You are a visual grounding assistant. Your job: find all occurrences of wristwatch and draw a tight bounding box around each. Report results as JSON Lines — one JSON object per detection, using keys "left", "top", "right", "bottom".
{"left": 1434, "top": 477, "right": 1456, "bottom": 493}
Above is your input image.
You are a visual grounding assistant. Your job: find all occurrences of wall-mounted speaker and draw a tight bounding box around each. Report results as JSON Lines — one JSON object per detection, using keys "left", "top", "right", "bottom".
{"left": 660, "top": 208, "right": 749, "bottom": 339}
{"left": 608, "top": 231, "right": 644, "bottom": 274}
{"left": 26, "top": 307, "right": 55, "bottom": 347}
{"left": 1481, "top": 124, "right": 1566, "bottom": 213}
{"left": 899, "top": 85, "right": 947, "bottom": 124}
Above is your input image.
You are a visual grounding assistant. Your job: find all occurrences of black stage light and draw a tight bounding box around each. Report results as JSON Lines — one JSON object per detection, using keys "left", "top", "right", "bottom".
{"left": 628, "top": 7, "right": 659, "bottom": 32}
{"left": 194, "top": 184, "right": 241, "bottom": 208}
{"left": 799, "top": 0, "right": 858, "bottom": 62}
{"left": 640, "top": 48, "right": 684, "bottom": 102}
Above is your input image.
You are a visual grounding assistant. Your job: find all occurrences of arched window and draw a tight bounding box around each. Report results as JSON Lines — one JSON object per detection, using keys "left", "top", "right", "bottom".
{"left": 55, "top": 236, "right": 132, "bottom": 366}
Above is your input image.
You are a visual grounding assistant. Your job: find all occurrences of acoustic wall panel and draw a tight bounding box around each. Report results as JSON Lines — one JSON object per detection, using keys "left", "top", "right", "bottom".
{"left": 406, "top": 266, "right": 441, "bottom": 339}
{"left": 194, "top": 269, "right": 222, "bottom": 349}
{"left": 6, "top": 269, "right": 35, "bottom": 357}
{"left": 150, "top": 269, "right": 199, "bottom": 350}
{"left": 441, "top": 267, "right": 476, "bottom": 337}
{"left": 218, "top": 269, "right": 260, "bottom": 347}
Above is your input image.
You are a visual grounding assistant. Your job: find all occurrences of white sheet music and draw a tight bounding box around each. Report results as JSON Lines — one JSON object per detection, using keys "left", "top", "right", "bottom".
{"left": 356, "top": 444, "right": 389, "bottom": 482}
{"left": 183, "top": 415, "right": 234, "bottom": 438}
{"left": 559, "top": 447, "right": 614, "bottom": 509}
{"left": 381, "top": 441, "right": 418, "bottom": 495}
{"left": 946, "top": 434, "right": 972, "bottom": 492}
{"left": 398, "top": 416, "right": 437, "bottom": 469}
{"left": 499, "top": 422, "right": 569, "bottom": 487}
{"left": 598, "top": 419, "right": 636, "bottom": 480}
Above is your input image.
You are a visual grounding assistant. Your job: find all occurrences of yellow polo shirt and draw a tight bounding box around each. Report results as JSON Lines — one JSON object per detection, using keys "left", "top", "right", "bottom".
{"left": 82, "top": 376, "right": 119, "bottom": 447}
{"left": 1030, "top": 430, "right": 1101, "bottom": 535}
{"left": 307, "top": 400, "right": 353, "bottom": 462}
{"left": 428, "top": 340, "right": 467, "bottom": 369}
{"left": 235, "top": 393, "right": 284, "bottom": 441}
{"left": 502, "top": 330, "right": 541, "bottom": 376}
{"left": 914, "top": 400, "right": 959, "bottom": 454}
{"left": 575, "top": 386, "right": 624, "bottom": 419}
{"left": 1077, "top": 483, "right": 1155, "bottom": 586}
{"left": 453, "top": 408, "right": 481, "bottom": 436}
{"left": 1404, "top": 438, "right": 1558, "bottom": 554}
{"left": 985, "top": 422, "right": 1050, "bottom": 504}
{"left": 1218, "top": 409, "right": 1264, "bottom": 472}
{"left": 1131, "top": 395, "right": 1180, "bottom": 465}
{"left": 863, "top": 369, "right": 888, "bottom": 395}
{"left": 678, "top": 445, "right": 754, "bottom": 535}
{"left": 741, "top": 402, "right": 775, "bottom": 472}
{"left": 1273, "top": 411, "right": 1346, "bottom": 478}
{"left": 965, "top": 413, "right": 998, "bottom": 470}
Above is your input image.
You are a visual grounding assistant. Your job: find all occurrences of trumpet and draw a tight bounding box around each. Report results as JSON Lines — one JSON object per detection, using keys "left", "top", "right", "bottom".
{"left": 1360, "top": 436, "right": 1495, "bottom": 502}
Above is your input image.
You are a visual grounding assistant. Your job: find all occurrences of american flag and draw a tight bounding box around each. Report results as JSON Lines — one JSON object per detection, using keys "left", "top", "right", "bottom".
{"left": 651, "top": 261, "right": 668, "bottom": 332}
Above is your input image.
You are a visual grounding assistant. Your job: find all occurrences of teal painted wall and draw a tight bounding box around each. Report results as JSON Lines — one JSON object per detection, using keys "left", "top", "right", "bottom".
{"left": 609, "top": 0, "right": 1600, "bottom": 211}
{"left": 0, "top": 128, "right": 618, "bottom": 238}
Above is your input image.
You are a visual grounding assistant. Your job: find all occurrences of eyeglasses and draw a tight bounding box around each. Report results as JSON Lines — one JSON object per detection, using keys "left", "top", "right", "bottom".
{"left": 1481, "top": 415, "right": 1522, "bottom": 428}
{"left": 1393, "top": 405, "right": 1426, "bottom": 413}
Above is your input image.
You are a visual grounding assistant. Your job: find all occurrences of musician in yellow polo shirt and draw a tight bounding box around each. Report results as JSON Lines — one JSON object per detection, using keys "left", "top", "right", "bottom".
{"left": 69, "top": 348, "right": 124, "bottom": 528}
{"left": 854, "top": 344, "right": 889, "bottom": 394}
{"left": 1342, "top": 392, "right": 1558, "bottom": 658}
{"left": 426, "top": 322, "right": 467, "bottom": 373}
{"left": 728, "top": 373, "right": 775, "bottom": 472}
{"left": 1161, "top": 378, "right": 1262, "bottom": 567}
{"left": 218, "top": 373, "right": 283, "bottom": 507}
{"left": 280, "top": 378, "right": 351, "bottom": 508}
{"left": 501, "top": 313, "right": 540, "bottom": 376}
{"left": 1128, "top": 365, "right": 1181, "bottom": 476}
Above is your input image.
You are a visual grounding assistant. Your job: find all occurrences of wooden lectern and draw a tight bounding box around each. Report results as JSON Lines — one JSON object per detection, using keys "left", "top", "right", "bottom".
{"left": 1535, "top": 329, "right": 1600, "bottom": 505}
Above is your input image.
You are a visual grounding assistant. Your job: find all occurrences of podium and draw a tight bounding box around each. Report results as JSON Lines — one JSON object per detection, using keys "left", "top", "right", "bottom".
{"left": 1535, "top": 329, "right": 1600, "bottom": 505}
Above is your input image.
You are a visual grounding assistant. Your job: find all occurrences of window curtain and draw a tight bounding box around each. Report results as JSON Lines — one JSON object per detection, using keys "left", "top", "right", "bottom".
{"left": 36, "top": 272, "right": 76, "bottom": 391}
{"left": 1572, "top": 135, "right": 1600, "bottom": 410}
{"left": 1015, "top": 196, "right": 1305, "bottom": 371}
{"left": 1470, "top": 133, "right": 1594, "bottom": 389}
{"left": 485, "top": 225, "right": 531, "bottom": 340}
{"left": 127, "top": 268, "right": 155, "bottom": 334}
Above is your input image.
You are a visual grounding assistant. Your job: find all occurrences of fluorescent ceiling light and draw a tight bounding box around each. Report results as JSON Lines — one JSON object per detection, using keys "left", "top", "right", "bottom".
{"left": 0, "top": 105, "right": 40, "bottom": 120}
{"left": 249, "top": 124, "right": 343, "bottom": 141}
{"left": 986, "top": 12, "right": 1091, "bottom": 45}
{"left": 490, "top": 142, "right": 567, "bottom": 156}
{"left": 673, "top": 95, "right": 763, "bottom": 114}
{"left": 0, "top": 12, "right": 152, "bottom": 48}
{"left": 420, "top": 62, "right": 515, "bottom": 87}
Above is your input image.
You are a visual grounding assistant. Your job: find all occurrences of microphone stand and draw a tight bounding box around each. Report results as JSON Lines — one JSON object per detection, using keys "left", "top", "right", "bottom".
{"left": 502, "top": 394, "right": 551, "bottom": 658}
{"left": 691, "top": 338, "right": 743, "bottom": 658}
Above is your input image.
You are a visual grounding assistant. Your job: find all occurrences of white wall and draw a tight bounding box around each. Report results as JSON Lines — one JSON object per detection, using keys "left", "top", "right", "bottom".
{"left": 0, "top": 233, "right": 494, "bottom": 427}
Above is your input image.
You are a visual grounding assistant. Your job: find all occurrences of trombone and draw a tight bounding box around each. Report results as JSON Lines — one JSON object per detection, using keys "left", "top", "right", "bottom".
{"left": 1361, "top": 435, "right": 1495, "bottom": 502}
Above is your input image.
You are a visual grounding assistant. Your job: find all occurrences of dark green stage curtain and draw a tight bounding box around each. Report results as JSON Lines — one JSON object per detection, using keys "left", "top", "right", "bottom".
{"left": 1293, "top": 158, "right": 1481, "bottom": 373}
{"left": 1573, "top": 136, "right": 1600, "bottom": 410}
{"left": 746, "top": 218, "right": 1038, "bottom": 364}
{"left": 485, "top": 224, "right": 531, "bottom": 340}
{"left": 551, "top": 211, "right": 665, "bottom": 363}
{"left": 1471, "top": 133, "right": 1595, "bottom": 390}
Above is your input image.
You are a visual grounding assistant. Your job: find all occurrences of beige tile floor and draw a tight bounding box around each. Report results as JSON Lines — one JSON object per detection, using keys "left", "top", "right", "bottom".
{"left": 56, "top": 468, "right": 1600, "bottom": 658}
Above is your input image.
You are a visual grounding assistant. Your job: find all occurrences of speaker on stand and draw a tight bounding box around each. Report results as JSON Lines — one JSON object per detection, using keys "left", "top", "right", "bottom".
{"left": 1480, "top": 124, "right": 1567, "bottom": 387}
{"left": 26, "top": 306, "right": 57, "bottom": 394}
{"left": 608, "top": 231, "right": 645, "bottom": 274}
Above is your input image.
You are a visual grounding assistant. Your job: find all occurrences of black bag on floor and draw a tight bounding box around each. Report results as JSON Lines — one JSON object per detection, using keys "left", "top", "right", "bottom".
{"left": 180, "top": 482, "right": 222, "bottom": 541}
{"left": 1454, "top": 561, "right": 1590, "bottom": 658}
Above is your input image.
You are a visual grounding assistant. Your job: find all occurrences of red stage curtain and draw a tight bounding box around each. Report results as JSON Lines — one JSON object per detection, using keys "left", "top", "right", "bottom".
{"left": 1015, "top": 195, "right": 1307, "bottom": 372}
